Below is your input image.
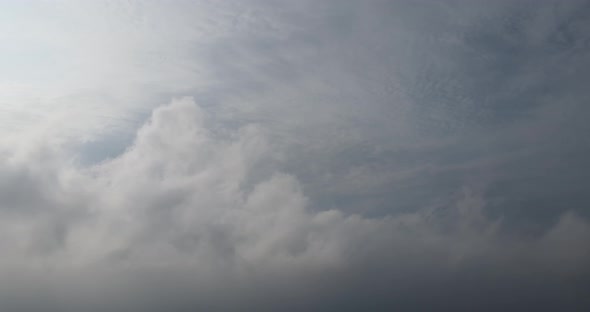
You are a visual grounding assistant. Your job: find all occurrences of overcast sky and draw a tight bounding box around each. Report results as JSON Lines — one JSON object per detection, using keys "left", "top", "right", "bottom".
{"left": 1, "top": 0, "right": 590, "bottom": 311}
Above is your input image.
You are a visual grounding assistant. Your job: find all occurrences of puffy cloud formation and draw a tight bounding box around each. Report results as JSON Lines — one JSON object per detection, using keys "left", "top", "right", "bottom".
{"left": 3, "top": 0, "right": 590, "bottom": 310}
{"left": 0, "top": 98, "right": 588, "bottom": 311}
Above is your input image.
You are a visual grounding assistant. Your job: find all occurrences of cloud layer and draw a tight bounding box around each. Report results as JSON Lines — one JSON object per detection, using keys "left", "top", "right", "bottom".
{"left": 2, "top": 0, "right": 590, "bottom": 310}
{"left": 0, "top": 98, "right": 589, "bottom": 311}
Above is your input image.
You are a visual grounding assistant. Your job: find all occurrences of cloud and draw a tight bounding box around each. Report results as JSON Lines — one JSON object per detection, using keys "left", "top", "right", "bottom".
{"left": 2, "top": 0, "right": 590, "bottom": 310}
{"left": 0, "top": 97, "right": 588, "bottom": 311}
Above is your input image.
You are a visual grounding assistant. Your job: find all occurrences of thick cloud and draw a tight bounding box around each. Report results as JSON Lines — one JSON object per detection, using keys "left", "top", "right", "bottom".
{"left": 0, "top": 98, "right": 588, "bottom": 311}
{"left": 2, "top": 0, "right": 590, "bottom": 310}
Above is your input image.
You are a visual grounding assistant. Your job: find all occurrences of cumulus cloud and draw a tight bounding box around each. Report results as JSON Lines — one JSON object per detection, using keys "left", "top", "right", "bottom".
{"left": 2, "top": 0, "right": 590, "bottom": 310}
{"left": 0, "top": 97, "right": 588, "bottom": 311}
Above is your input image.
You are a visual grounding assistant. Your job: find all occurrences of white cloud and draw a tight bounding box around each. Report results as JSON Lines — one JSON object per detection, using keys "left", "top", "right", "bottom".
{"left": 2, "top": 0, "right": 590, "bottom": 309}
{"left": 0, "top": 97, "right": 588, "bottom": 310}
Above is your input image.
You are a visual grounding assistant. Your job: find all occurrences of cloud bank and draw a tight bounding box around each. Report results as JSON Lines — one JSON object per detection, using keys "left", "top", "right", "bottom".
{"left": 0, "top": 98, "right": 588, "bottom": 311}
{"left": 2, "top": 0, "right": 590, "bottom": 310}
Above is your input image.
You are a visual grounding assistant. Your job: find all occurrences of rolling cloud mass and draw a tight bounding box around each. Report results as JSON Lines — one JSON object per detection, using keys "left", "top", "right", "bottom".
{"left": 1, "top": 0, "right": 590, "bottom": 311}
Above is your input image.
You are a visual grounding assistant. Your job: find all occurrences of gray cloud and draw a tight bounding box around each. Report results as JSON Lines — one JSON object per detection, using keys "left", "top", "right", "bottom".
{"left": 0, "top": 98, "right": 589, "bottom": 311}
{"left": 2, "top": 0, "right": 590, "bottom": 310}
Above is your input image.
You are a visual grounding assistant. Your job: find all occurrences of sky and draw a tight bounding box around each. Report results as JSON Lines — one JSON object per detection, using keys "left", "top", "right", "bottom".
{"left": 1, "top": 0, "right": 590, "bottom": 311}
